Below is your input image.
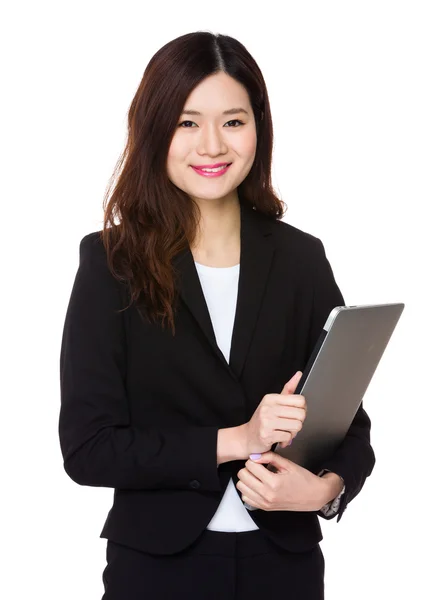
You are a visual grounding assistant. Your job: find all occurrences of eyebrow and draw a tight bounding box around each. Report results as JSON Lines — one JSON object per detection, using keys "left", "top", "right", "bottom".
{"left": 181, "top": 107, "right": 249, "bottom": 116}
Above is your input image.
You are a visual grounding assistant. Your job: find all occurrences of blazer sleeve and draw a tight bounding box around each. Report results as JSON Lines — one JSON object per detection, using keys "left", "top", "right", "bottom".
{"left": 308, "top": 238, "right": 376, "bottom": 522}
{"left": 58, "top": 233, "right": 222, "bottom": 492}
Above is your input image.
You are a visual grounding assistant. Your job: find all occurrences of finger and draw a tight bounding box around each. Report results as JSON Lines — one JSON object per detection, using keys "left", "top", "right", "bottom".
{"left": 277, "top": 394, "right": 306, "bottom": 410}
{"left": 236, "top": 480, "right": 266, "bottom": 507}
{"left": 245, "top": 458, "right": 276, "bottom": 486}
{"left": 275, "top": 417, "right": 304, "bottom": 436}
{"left": 274, "top": 405, "right": 306, "bottom": 420}
{"left": 281, "top": 371, "right": 302, "bottom": 394}
{"left": 240, "top": 463, "right": 268, "bottom": 490}
{"left": 242, "top": 496, "right": 258, "bottom": 509}
{"left": 250, "top": 451, "right": 296, "bottom": 473}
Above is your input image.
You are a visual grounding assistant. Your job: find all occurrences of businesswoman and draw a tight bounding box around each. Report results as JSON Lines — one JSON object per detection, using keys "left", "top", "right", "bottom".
{"left": 58, "top": 31, "right": 375, "bottom": 599}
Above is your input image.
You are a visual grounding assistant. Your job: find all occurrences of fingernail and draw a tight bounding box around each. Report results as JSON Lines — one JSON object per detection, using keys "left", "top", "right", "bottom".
{"left": 288, "top": 440, "right": 292, "bottom": 446}
{"left": 249, "top": 454, "right": 262, "bottom": 460}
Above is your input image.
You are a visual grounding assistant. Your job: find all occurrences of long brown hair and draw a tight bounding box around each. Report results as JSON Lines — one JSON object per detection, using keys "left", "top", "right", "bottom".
{"left": 101, "top": 31, "right": 286, "bottom": 335}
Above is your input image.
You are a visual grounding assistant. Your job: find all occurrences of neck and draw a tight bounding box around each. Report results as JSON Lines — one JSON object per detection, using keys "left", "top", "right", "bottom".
{"left": 190, "top": 198, "right": 241, "bottom": 264}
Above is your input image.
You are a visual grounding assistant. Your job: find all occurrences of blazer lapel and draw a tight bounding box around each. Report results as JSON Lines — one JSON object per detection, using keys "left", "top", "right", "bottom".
{"left": 173, "top": 201, "right": 275, "bottom": 382}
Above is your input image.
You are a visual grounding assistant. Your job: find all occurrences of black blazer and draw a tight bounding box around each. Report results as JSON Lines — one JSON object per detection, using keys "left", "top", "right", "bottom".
{"left": 59, "top": 201, "right": 375, "bottom": 556}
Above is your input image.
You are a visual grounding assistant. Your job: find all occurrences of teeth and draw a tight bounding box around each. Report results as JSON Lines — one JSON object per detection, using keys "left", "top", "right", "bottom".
{"left": 199, "top": 165, "right": 229, "bottom": 173}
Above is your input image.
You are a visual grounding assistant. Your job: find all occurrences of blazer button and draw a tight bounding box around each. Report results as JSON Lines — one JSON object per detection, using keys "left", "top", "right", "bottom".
{"left": 189, "top": 479, "right": 200, "bottom": 489}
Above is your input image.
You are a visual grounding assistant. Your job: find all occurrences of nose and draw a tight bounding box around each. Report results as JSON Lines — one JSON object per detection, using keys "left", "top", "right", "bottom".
{"left": 196, "top": 123, "right": 228, "bottom": 157}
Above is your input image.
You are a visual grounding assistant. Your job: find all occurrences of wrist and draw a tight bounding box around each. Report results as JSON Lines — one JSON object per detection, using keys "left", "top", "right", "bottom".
{"left": 317, "top": 472, "right": 345, "bottom": 508}
{"left": 235, "top": 423, "right": 249, "bottom": 459}
{"left": 217, "top": 424, "right": 248, "bottom": 465}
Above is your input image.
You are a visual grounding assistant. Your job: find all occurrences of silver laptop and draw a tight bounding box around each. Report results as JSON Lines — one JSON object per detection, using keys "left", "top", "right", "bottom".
{"left": 271, "top": 302, "right": 404, "bottom": 473}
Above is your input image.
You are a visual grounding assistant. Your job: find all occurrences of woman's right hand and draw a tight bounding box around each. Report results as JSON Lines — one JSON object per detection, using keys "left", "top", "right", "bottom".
{"left": 241, "top": 371, "right": 307, "bottom": 456}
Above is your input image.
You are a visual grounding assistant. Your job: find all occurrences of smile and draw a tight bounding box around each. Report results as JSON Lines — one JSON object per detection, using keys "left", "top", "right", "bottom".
{"left": 191, "top": 164, "right": 232, "bottom": 177}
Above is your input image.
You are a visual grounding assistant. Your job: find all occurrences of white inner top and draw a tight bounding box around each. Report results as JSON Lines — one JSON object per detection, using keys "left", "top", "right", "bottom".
{"left": 194, "top": 261, "right": 259, "bottom": 531}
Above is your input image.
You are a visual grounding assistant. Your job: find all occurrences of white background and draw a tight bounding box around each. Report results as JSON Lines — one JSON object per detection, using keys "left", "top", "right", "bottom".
{"left": 2, "top": 1, "right": 439, "bottom": 598}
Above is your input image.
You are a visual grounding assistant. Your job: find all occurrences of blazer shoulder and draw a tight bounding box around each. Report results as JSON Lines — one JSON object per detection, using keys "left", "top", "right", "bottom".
{"left": 79, "top": 230, "right": 104, "bottom": 254}
{"left": 74, "top": 230, "right": 116, "bottom": 286}
{"left": 271, "top": 217, "right": 323, "bottom": 254}
{"left": 77, "top": 230, "right": 110, "bottom": 269}
{"left": 76, "top": 229, "right": 129, "bottom": 296}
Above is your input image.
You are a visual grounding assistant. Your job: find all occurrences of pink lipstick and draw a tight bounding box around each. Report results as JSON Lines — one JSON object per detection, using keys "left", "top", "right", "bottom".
{"left": 191, "top": 163, "right": 232, "bottom": 178}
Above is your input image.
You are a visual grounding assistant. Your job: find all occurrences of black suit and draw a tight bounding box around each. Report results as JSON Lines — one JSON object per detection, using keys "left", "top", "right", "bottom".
{"left": 59, "top": 200, "right": 375, "bottom": 556}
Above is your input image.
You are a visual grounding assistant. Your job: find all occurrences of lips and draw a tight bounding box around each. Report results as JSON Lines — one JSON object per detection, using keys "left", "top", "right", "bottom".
{"left": 191, "top": 163, "right": 232, "bottom": 177}
{"left": 192, "top": 162, "right": 232, "bottom": 169}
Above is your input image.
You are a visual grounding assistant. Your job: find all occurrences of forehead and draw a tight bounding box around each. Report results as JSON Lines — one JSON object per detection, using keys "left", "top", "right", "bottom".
{"left": 182, "top": 72, "right": 251, "bottom": 114}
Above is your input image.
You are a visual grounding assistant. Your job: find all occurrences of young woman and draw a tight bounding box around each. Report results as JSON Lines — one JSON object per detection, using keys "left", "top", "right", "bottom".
{"left": 59, "top": 31, "right": 375, "bottom": 600}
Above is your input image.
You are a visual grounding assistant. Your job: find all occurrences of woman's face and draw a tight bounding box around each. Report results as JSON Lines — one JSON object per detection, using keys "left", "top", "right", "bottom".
{"left": 167, "top": 72, "right": 257, "bottom": 207}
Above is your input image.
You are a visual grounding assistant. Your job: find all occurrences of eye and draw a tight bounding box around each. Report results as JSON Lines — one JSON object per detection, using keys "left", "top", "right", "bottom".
{"left": 177, "top": 119, "right": 245, "bottom": 128}
{"left": 225, "top": 119, "right": 244, "bottom": 127}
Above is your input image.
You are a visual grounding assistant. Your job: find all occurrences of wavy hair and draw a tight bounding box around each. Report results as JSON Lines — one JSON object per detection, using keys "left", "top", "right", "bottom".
{"left": 101, "top": 31, "right": 286, "bottom": 335}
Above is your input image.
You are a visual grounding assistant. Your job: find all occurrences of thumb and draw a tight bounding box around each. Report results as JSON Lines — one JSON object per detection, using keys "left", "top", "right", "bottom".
{"left": 249, "top": 451, "right": 291, "bottom": 472}
{"left": 281, "top": 370, "right": 302, "bottom": 395}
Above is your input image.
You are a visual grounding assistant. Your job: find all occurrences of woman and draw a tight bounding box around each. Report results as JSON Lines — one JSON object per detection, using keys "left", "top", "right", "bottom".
{"left": 59, "top": 31, "right": 375, "bottom": 600}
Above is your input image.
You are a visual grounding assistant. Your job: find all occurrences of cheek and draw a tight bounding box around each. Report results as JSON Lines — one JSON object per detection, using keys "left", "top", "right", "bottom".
{"left": 167, "top": 137, "right": 183, "bottom": 162}
{"left": 237, "top": 131, "right": 257, "bottom": 160}
{"left": 236, "top": 137, "right": 257, "bottom": 178}
{"left": 166, "top": 138, "right": 187, "bottom": 179}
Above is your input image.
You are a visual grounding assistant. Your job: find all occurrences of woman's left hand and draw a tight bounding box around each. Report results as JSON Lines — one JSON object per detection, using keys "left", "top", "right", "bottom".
{"left": 236, "top": 451, "right": 325, "bottom": 512}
